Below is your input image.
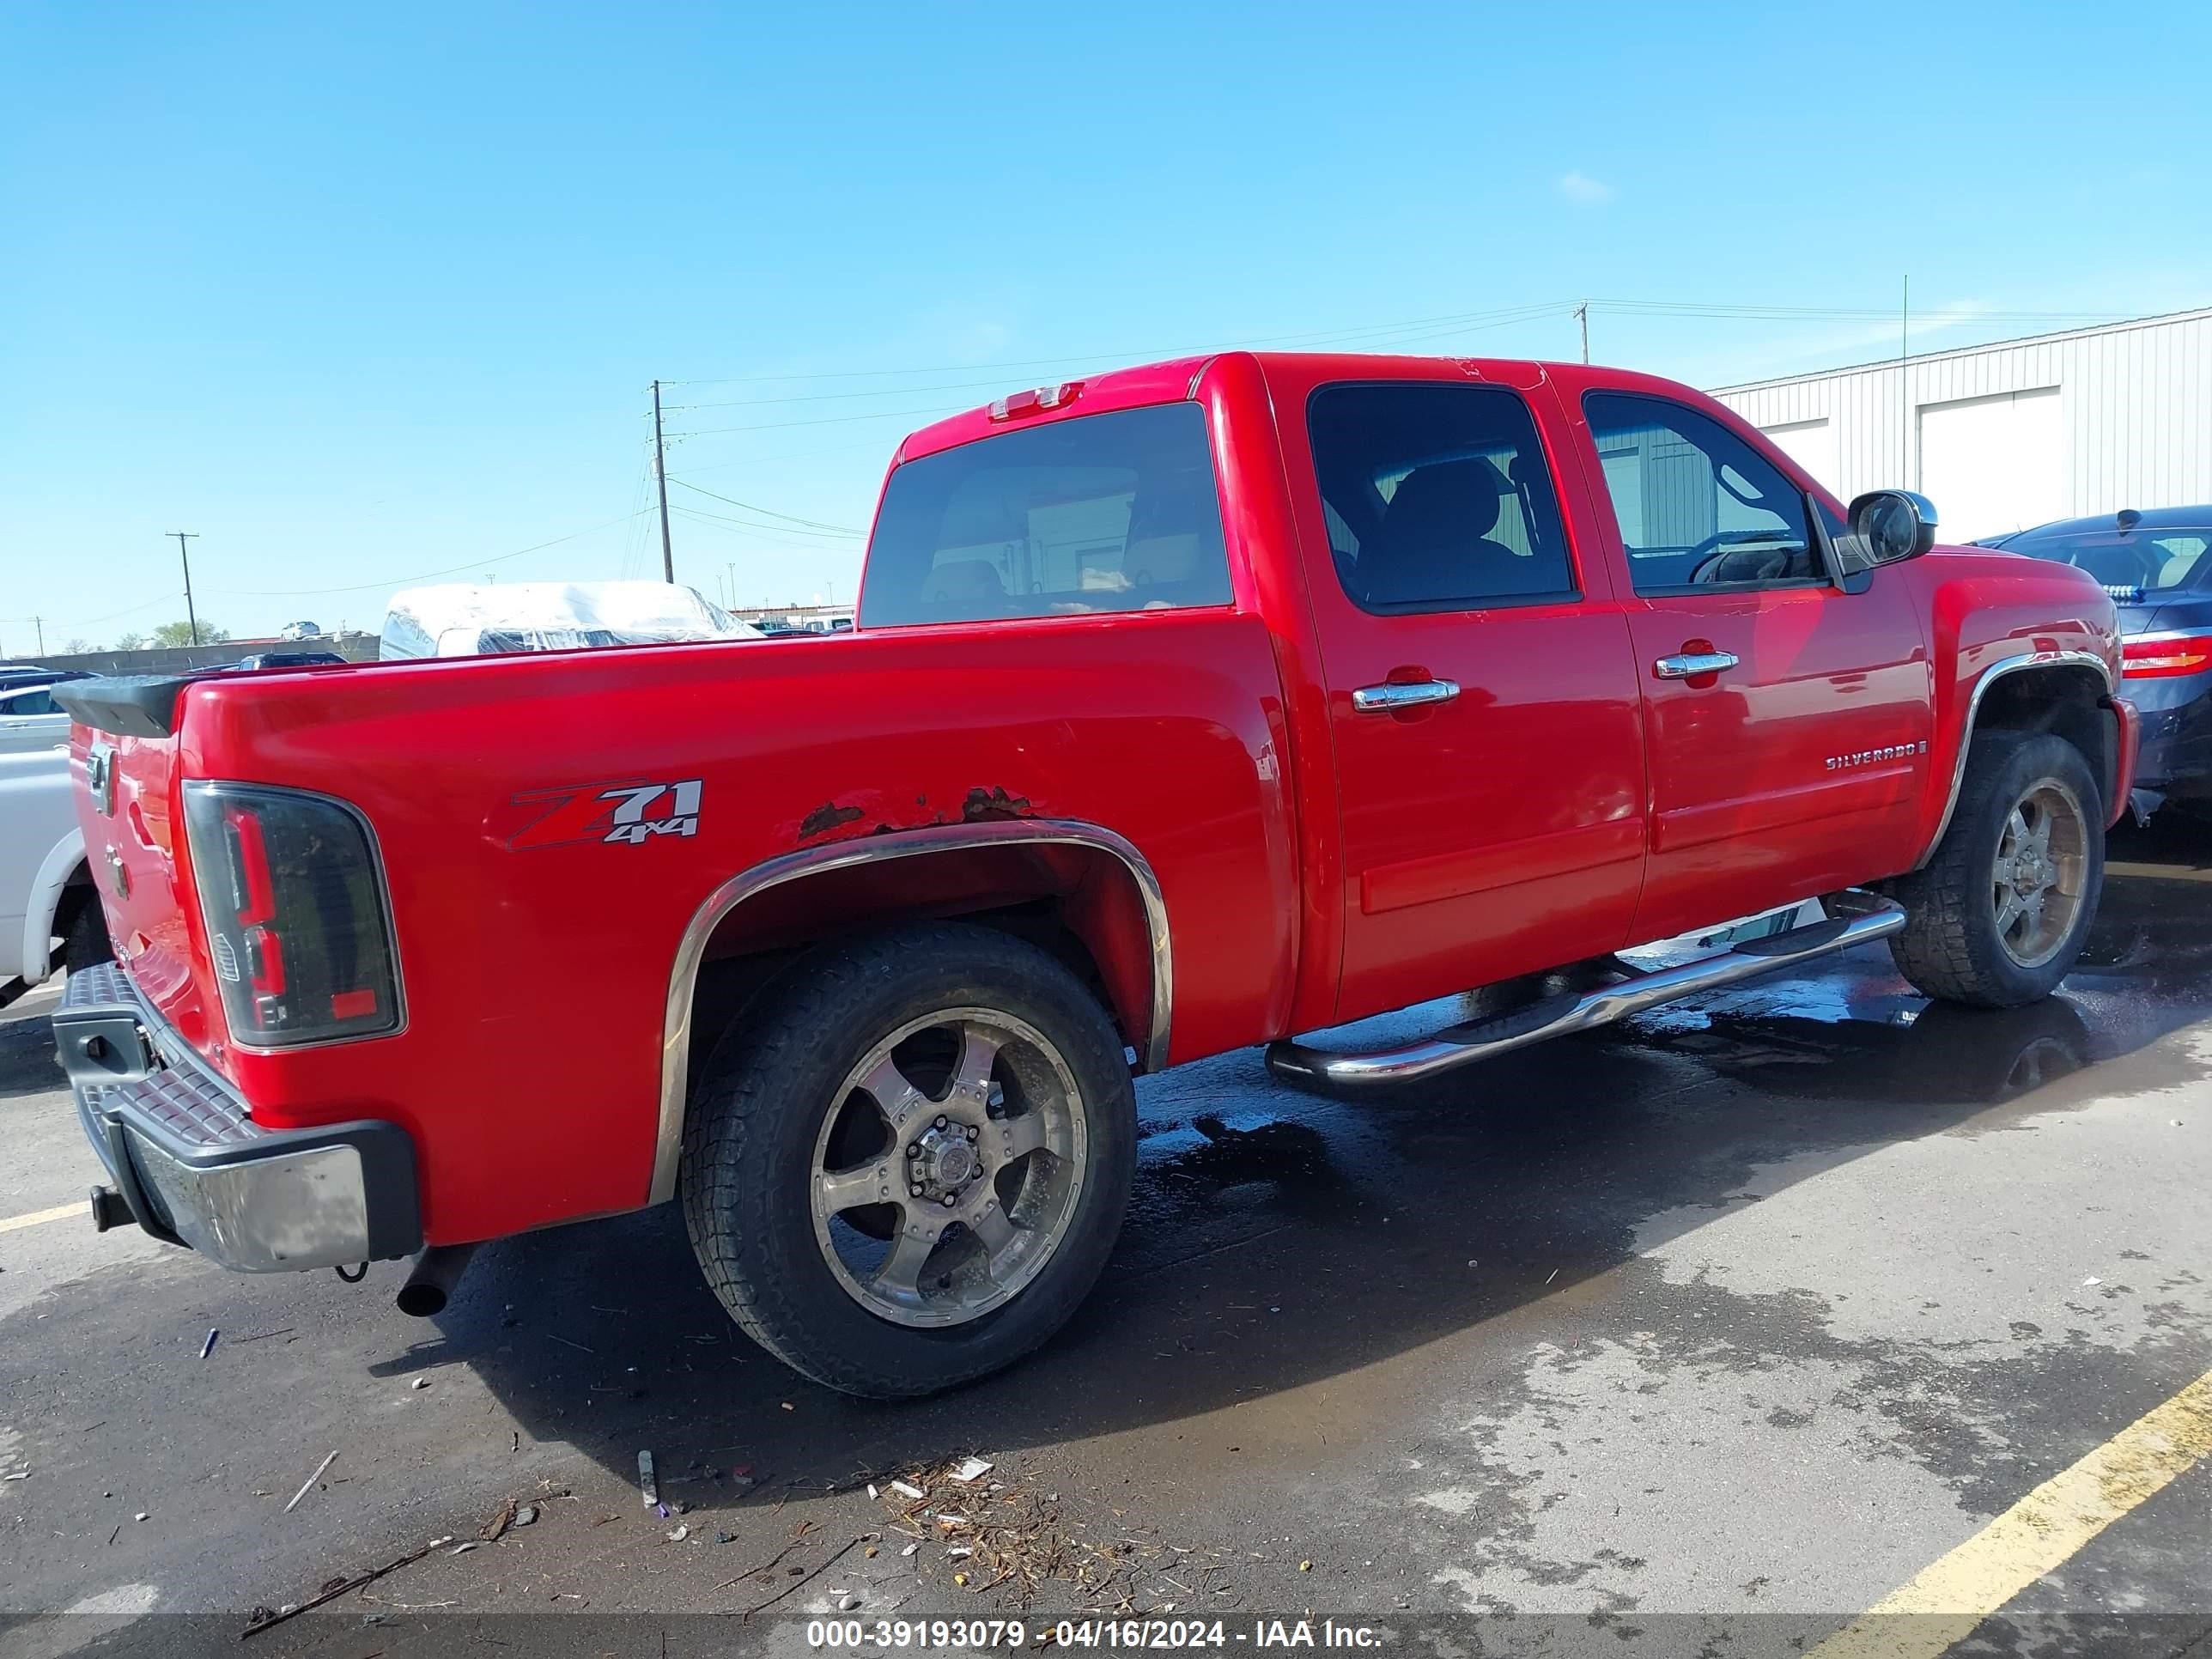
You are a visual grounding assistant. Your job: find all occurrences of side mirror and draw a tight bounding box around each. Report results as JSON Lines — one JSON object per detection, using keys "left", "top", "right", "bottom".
{"left": 1846, "top": 489, "right": 1939, "bottom": 565}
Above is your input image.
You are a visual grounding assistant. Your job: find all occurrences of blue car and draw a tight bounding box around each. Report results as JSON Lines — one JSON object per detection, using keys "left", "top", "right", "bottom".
{"left": 1982, "top": 506, "right": 2212, "bottom": 822}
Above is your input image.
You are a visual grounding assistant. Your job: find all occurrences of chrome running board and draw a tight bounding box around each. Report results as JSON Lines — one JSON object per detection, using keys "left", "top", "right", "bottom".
{"left": 1265, "top": 894, "right": 1905, "bottom": 1091}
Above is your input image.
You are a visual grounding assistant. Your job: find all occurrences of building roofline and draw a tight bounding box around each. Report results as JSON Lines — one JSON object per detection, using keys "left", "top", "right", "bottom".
{"left": 1710, "top": 305, "right": 2212, "bottom": 395}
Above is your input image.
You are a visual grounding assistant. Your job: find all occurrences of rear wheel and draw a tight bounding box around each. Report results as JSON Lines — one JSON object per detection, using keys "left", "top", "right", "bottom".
{"left": 59, "top": 892, "right": 112, "bottom": 975}
{"left": 680, "top": 922, "right": 1137, "bottom": 1398}
{"left": 1889, "top": 730, "right": 2104, "bottom": 1007}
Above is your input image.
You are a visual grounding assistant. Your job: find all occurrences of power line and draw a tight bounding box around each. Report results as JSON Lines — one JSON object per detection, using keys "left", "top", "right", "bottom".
{"left": 661, "top": 301, "right": 1580, "bottom": 389}
{"left": 661, "top": 297, "right": 2140, "bottom": 395}
{"left": 211, "top": 507, "right": 657, "bottom": 598}
{"left": 668, "top": 506, "right": 866, "bottom": 558}
{"left": 672, "top": 400, "right": 982, "bottom": 439}
{"left": 665, "top": 477, "right": 861, "bottom": 535}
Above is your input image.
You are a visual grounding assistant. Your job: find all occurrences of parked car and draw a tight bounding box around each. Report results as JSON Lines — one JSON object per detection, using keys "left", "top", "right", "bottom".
{"left": 0, "top": 665, "right": 93, "bottom": 695}
{"left": 1981, "top": 506, "right": 2212, "bottom": 820}
{"left": 0, "top": 684, "right": 72, "bottom": 756}
{"left": 0, "top": 747, "right": 110, "bottom": 1009}
{"left": 51, "top": 350, "right": 2134, "bottom": 1398}
{"left": 222, "top": 651, "right": 350, "bottom": 672}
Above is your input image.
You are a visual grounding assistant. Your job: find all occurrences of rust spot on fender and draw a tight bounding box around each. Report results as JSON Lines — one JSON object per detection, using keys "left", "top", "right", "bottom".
{"left": 961, "top": 787, "right": 1034, "bottom": 823}
{"left": 798, "top": 800, "right": 866, "bottom": 841}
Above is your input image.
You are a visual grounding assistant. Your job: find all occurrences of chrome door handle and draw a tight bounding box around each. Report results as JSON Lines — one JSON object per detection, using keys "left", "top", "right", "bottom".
{"left": 1352, "top": 678, "right": 1461, "bottom": 712}
{"left": 1653, "top": 651, "right": 1740, "bottom": 679}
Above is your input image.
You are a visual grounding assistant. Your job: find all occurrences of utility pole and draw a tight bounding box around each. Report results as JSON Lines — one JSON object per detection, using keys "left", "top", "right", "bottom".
{"left": 1900, "top": 276, "right": 1911, "bottom": 484}
{"left": 652, "top": 380, "right": 675, "bottom": 583}
{"left": 34, "top": 617, "right": 45, "bottom": 655}
{"left": 1575, "top": 302, "right": 1589, "bottom": 364}
{"left": 170, "top": 532, "right": 202, "bottom": 646}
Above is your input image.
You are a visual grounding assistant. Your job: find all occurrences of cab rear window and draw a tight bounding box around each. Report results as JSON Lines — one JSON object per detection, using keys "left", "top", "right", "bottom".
{"left": 858, "top": 403, "right": 1232, "bottom": 628}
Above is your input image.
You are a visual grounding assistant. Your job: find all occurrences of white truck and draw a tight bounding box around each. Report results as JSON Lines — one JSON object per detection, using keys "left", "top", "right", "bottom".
{"left": 0, "top": 746, "right": 110, "bottom": 1009}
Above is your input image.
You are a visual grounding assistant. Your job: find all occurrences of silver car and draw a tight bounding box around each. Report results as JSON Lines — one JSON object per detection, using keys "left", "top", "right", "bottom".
{"left": 0, "top": 684, "right": 70, "bottom": 755}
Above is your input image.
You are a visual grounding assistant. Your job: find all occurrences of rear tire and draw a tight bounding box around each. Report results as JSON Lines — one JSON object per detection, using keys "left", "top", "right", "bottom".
{"left": 59, "top": 893, "right": 112, "bottom": 975}
{"left": 1888, "top": 730, "right": 2103, "bottom": 1007}
{"left": 679, "top": 922, "right": 1137, "bottom": 1399}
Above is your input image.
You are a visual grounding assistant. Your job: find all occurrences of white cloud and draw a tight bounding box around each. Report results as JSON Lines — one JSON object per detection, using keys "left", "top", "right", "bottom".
{"left": 1557, "top": 171, "right": 1613, "bottom": 205}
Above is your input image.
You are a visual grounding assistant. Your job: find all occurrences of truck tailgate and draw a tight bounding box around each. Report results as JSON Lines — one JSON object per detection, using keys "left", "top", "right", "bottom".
{"left": 63, "top": 708, "right": 217, "bottom": 1058}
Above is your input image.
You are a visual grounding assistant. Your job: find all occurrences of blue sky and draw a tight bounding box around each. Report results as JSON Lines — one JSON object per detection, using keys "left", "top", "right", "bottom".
{"left": 3, "top": 1, "right": 2208, "bottom": 647}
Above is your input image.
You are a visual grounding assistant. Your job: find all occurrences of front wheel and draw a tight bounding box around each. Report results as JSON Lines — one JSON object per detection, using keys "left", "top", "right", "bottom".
{"left": 680, "top": 921, "right": 1137, "bottom": 1399}
{"left": 1888, "top": 730, "right": 2104, "bottom": 1007}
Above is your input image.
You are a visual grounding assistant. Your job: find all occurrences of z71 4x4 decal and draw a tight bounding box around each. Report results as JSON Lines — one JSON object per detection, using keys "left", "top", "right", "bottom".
{"left": 507, "top": 779, "right": 703, "bottom": 848}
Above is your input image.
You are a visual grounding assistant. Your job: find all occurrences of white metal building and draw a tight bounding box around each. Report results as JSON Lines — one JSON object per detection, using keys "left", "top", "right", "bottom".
{"left": 1711, "top": 307, "right": 2212, "bottom": 543}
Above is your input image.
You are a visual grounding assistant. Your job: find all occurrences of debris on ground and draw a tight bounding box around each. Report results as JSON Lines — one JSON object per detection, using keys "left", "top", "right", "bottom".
{"left": 479, "top": 1498, "right": 517, "bottom": 1541}
{"left": 724, "top": 1533, "right": 872, "bottom": 1622}
{"left": 198, "top": 1329, "right": 218, "bottom": 1359}
{"left": 872, "top": 1460, "right": 1231, "bottom": 1609}
{"left": 839, "top": 1592, "right": 862, "bottom": 1611}
{"left": 514, "top": 1504, "right": 538, "bottom": 1528}
{"left": 637, "top": 1449, "right": 659, "bottom": 1508}
{"left": 951, "top": 1456, "right": 994, "bottom": 1483}
{"left": 410, "top": 1376, "right": 428, "bottom": 1390}
{"left": 667, "top": 1524, "right": 691, "bottom": 1542}
{"left": 281, "top": 1450, "right": 340, "bottom": 1515}
{"left": 715, "top": 1530, "right": 737, "bottom": 1545}
{"left": 242, "top": 1535, "right": 453, "bottom": 1638}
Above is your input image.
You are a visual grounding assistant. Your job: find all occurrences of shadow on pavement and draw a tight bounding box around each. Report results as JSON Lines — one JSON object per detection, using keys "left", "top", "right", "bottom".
{"left": 389, "top": 821, "right": 2212, "bottom": 1501}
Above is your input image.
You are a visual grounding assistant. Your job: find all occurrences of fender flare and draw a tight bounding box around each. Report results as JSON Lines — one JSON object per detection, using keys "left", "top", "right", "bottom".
{"left": 18, "top": 827, "right": 88, "bottom": 988}
{"left": 649, "top": 817, "right": 1172, "bottom": 1205}
{"left": 1912, "top": 648, "right": 2114, "bottom": 870}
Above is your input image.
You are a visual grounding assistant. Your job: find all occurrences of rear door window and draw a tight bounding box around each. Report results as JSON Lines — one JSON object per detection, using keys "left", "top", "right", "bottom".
{"left": 1307, "top": 382, "right": 1577, "bottom": 612}
{"left": 859, "top": 403, "right": 1232, "bottom": 627}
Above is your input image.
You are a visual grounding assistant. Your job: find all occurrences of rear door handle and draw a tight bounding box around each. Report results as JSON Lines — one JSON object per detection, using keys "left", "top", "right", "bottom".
{"left": 1653, "top": 651, "right": 1740, "bottom": 679}
{"left": 1352, "top": 678, "right": 1461, "bottom": 712}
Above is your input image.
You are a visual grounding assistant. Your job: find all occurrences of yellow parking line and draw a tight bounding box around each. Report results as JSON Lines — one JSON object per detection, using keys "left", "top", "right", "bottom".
{"left": 0, "top": 1200, "right": 86, "bottom": 1235}
{"left": 1808, "top": 1365, "right": 2212, "bottom": 1659}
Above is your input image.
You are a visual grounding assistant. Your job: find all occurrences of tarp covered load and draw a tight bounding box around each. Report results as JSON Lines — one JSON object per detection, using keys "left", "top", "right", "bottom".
{"left": 380, "top": 580, "right": 764, "bottom": 660}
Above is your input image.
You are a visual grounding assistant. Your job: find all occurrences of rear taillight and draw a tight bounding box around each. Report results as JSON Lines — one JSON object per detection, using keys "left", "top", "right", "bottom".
{"left": 2121, "top": 633, "right": 2212, "bottom": 678}
{"left": 181, "top": 782, "right": 401, "bottom": 1048}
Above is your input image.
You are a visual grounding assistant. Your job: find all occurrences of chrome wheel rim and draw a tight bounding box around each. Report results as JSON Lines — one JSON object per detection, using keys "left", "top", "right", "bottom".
{"left": 810, "top": 1007, "right": 1088, "bottom": 1328}
{"left": 1992, "top": 779, "right": 2088, "bottom": 969}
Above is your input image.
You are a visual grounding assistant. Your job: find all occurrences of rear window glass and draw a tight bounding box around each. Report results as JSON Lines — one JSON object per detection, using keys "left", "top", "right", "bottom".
{"left": 858, "top": 403, "right": 1232, "bottom": 627}
{"left": 2016, "top": 529, "right": 2212, "bottom": 595}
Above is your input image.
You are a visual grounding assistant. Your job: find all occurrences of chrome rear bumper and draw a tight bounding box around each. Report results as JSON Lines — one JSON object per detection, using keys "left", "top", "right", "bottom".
{"left": 52, "top": 963, "right": 421, "bottom": 1272}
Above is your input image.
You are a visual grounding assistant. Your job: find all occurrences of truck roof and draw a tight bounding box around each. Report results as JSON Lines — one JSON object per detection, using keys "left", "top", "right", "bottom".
{"left": 895, "top": 350, "right": 1680, "bottom": 466}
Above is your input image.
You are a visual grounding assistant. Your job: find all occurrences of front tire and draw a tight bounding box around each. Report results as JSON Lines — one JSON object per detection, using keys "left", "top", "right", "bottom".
{"left": 680, "top": 922, "right": 1137, "bottom": 1399}
{"left": 1889, "top": 730, "right": 2104, "bottom": 1007}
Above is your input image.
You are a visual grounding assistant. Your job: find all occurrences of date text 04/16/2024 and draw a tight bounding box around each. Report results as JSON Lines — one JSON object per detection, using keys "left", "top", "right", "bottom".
{"left": 804, "top": 1619, "right": 1385, "bottom": 1649}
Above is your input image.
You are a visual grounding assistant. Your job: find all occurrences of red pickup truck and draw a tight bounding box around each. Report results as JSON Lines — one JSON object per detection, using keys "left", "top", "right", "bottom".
{"left": 54, "top": 351, "right": 2135, "bottom": 1398}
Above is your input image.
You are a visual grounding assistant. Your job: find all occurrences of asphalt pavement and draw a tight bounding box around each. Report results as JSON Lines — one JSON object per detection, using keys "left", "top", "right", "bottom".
{"left": 3, "top": 824, "right": 2209, "bottom": 1658}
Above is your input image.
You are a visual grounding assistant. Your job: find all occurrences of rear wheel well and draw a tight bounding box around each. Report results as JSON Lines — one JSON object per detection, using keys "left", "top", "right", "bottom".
{"left": 1972, "top": 665, "right": 2115, "bottom": 807}
{"left": 682, "top": 841, "right": 1159, "bottom": 1090}
{"left": 51, "top": 861, "right": 97, "bottom": 937}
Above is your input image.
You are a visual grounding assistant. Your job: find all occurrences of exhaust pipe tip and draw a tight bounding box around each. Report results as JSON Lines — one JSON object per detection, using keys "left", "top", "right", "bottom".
{"left": 396, "top": 1243, "right": 477, "bottom": 1318}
